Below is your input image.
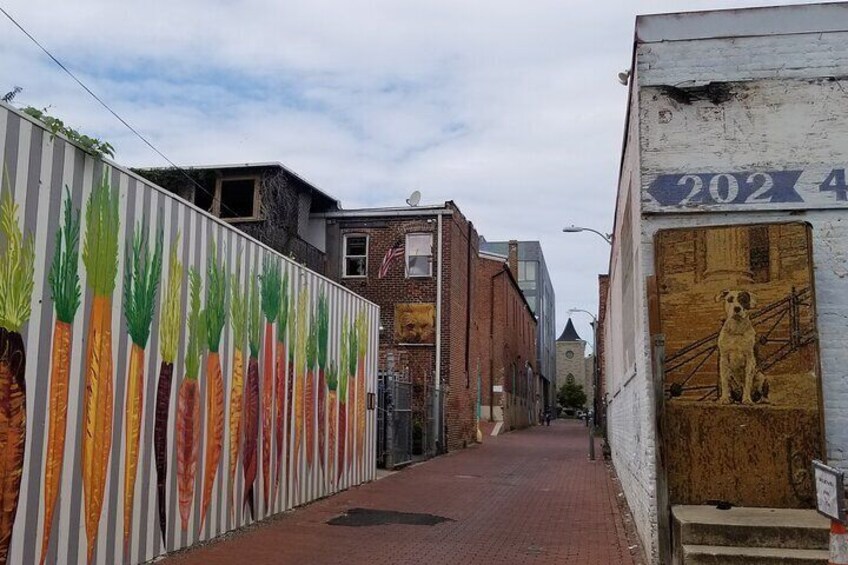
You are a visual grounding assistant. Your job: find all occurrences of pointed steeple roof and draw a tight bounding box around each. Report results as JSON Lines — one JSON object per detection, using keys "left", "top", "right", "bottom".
{"left": 557, "top": 318, "right": 581, "bottom": 342}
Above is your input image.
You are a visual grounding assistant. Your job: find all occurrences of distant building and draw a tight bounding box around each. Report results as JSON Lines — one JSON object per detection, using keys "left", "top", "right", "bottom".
{"left": 480, "top": 239, "right": 556, "bottom": 410}
{"left": 134, "top": 162, "right": 338, "bottom": 273}
{"left": 555, "top": 319, "right": 593, "bottom": 411}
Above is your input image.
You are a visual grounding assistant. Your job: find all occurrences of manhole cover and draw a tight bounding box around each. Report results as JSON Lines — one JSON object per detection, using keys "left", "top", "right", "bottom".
{"left": 327, "top": 508, "right": 453, "bottom": 527}
{"left": 454, "top": 474, "right": 480, "bottom": 479}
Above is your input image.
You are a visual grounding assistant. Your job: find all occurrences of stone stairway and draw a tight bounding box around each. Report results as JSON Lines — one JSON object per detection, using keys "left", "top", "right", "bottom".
{"left": 672, "top": 505, "right": 830, "bottom": 564}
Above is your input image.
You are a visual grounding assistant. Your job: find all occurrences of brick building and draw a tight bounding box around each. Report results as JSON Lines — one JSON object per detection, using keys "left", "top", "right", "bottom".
{"left": 135, "top": 162, "right": 337, "bottom": 273}
{"left": 476, "top": 249, "right": 539, "bottom": 432}
{"left": 321, "top": 202, "right": 481, "bottom": 452}
{"left": 596, "top": 274, "right": 609, "bottom": 429}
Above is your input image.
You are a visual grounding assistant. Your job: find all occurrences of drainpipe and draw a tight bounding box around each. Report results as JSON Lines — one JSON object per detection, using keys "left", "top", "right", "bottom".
{"left": 435, "top": 212, "right": 443, "bottom": 453}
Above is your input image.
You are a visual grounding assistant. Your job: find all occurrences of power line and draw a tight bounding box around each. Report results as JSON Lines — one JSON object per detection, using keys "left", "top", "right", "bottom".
{"left": 0, "top": 4, "right": 238, "bottom": 217}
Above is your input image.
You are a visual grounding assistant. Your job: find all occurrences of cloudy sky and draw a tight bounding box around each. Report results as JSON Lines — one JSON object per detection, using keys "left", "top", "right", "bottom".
{"left": 1, "top": 0, "right": 827, "bottom": 348}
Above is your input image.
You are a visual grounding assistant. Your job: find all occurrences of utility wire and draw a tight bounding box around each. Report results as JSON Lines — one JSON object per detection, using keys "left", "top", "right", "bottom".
{"left": 0, "top": 4, "right": 237, "bottom": 217}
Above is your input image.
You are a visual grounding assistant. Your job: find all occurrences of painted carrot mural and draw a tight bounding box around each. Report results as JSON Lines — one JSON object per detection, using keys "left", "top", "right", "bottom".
{"left": 294, "top": 286, "right": 308, "bottom": 489}
{"left": 177, "top": 269, "right": 205, "bottom": 532}
{"left": 200, "top": 242, "right": 228, "bottom": 530}
{"left": 336, "top": 318, "right": 350, "bottom": 483}
{"left": 259, "top": 257, "right": 280, "bottom": 512}
{"left": 40, "top": 189, "right": 80, "bottom": 565}
{"left": 242, "top": 271, "right": 261, "bottom": 519}
{"left": 80, "top": 174, "right": 120, "bottom": 562}
{"left": 346, "top": 319, "right": 358, "bottom": 475}
{"left": 284, "top": 279, "right": 297, "bottom": 502}
{"left": 356, "top": 312, "right": 368, "bottom": 476}
{"left": 0, "top": 189, "right": 35, "bottom": 563}
{"left": 316, "top": 292, "right": 329, "bottom": 475}
{"left": 122, "top": 220, "right": 164, "bottom": 547}
{"left": 305, "top": 303, "right": 317, "bottom": 472}
{"left": 154, "top": 235, "right": 183, "bottom": 542}
{"left": 272, "top": 271, "right": 289, "bottom": 502}
{"left": 227, "top": 257, "right": 247, "bottom": 517}
{"left": 326, "top": 362, "right": 338, "bottom": 489}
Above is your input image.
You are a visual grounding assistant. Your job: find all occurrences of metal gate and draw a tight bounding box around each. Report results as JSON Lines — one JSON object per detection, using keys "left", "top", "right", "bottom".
{"left": 377, "top": 370, "right": 413, "bottom": 468}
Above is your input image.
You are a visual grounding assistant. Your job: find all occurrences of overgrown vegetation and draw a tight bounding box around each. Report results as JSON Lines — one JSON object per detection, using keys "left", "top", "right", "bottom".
{"left": 558, "top": 380, "right": 587, "bottom": 410}
{"left": 21, "top": 106, "right": 114, "bottom": 158}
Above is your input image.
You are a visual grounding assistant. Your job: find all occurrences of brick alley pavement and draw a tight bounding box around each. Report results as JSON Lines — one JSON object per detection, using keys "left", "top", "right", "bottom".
{"left": 165, "top": 420, "right": 640, "bottom": 564}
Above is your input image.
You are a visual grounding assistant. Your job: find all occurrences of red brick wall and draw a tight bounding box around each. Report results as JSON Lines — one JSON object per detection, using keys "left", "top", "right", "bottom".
{"left": 597, "top": 274, "right": 610, "bottom": 423}
{"left": 475, "top": 256, "right": 538, "bottom": 432}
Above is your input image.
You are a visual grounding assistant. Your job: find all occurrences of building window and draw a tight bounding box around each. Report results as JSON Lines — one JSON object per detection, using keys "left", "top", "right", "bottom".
{"left": 216, "top": 176, "right": 261, "bottom": 220}
{"left": 406, "top": 233, "right": 432, "bottom": 277}
{"left": 566, "top": 373, "right": 575, "bottom": 385}
{"left": 518, "top": 260, "right": 537, "bottom": 291}
{"left": 565, "top": 350, "right": 574, "bottom": 359}
{"left": 343, "top": 235, "right": 368, "bottom": 278}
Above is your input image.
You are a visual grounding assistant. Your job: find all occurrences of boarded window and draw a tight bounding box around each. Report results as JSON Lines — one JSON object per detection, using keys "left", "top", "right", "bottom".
{"left": 749, "top": 226, "right": 770, "bottom": 283}
{"left": 344, "top": 235, "right": 368, "bottom": 277}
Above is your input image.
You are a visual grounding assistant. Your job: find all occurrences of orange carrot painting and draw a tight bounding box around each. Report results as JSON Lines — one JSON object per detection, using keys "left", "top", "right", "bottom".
{"left": 242, "top": 271, "right": 261, "bottom": 519}
{"left": 227, "top": 256, "right": 247, "bottom": 517}
{"left": 0, "top": 188, "right": 35, "bottom": 563}
{"left": 121, "top": 220, "right": 163, "bottom": 548}
{"left": 40, "top": 189, "right": 80, "bottom": 564}
{"left": 80, "top": 174, "right": 120, "bottom": 562}
{"left": 316, "top": 292, "right": 329, "bottom": 477}
{"left": 272, "top": 271, "right": 289, "bottom": 503}
{"left": 176, "top": 269, "right": 205, "bottom": 531}
{"left": 293, "top": 286, "right": 309, "bottom": 491}
{"left": 259, "top": 257, "right": 280, "bottom": 513}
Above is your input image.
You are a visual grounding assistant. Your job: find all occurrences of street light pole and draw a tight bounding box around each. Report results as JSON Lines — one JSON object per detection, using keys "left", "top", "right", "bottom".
{"left": 568, "top": 308, "right": 598, "bottom": 461}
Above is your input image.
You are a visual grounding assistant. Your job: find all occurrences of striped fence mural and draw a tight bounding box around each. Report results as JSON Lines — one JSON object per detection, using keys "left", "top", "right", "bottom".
{"left": 0, "top": 102, "right": 379, "bottom": 565}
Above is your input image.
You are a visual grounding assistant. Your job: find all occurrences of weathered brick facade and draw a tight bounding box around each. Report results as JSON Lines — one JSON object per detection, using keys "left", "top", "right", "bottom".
{"left": 597, "top": 274, "right": 609, "bottom": 426}
{"left": 324, "top": 203, "right": 481, "bottom": 451}
{"left": 476, "top": 253, "right": 538, "bottom": 432}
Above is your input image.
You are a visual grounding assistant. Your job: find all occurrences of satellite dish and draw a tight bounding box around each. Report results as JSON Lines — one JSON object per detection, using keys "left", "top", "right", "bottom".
{"left": 406, "top": 190, "right": 421, "bottom": 207}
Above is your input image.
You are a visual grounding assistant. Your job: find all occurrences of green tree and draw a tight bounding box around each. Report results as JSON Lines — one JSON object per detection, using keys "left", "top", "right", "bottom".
{"left": 558, "top": 378, "right": 587, "bottom": 410}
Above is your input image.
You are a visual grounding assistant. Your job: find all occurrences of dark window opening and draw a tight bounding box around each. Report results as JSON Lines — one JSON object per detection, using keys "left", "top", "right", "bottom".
{"left": 220, "top": 178, "right": 258, "bottom": 219}
{"left": 194, "top": 185, "right": 214, "bottom": 213}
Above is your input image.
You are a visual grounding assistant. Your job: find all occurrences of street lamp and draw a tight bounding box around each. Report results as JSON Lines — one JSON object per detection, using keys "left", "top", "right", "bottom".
{"left": 568, "top": 308, "right": 599, "bottom": 461}
{"left": 562, "top": 225, "right": 612, "bottom": 245}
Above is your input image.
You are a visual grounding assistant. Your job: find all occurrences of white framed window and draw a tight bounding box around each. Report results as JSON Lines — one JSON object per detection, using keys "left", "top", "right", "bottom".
{"left": 405, "top": 233, "right": 433, "bottom": 277}
{"left": 343, "top": 234, "right": 368, "bottom": 278}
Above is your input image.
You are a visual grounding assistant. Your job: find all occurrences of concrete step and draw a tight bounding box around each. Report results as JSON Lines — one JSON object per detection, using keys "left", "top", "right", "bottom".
{"left": 682, "top": 544, "right": 828, "bottom": 565}
{"left": 673, "top": 505, "right": 829, "bottom": 550}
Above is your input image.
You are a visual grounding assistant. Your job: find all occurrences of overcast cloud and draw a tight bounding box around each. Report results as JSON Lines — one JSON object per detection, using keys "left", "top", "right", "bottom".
{"left": 1, "top": 0, "right": 829, "bottom": 347}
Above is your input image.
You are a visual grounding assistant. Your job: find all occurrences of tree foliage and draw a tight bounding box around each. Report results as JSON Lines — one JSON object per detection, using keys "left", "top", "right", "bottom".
{"left": 558, "top": 380, "right": 587, "bottom": 410}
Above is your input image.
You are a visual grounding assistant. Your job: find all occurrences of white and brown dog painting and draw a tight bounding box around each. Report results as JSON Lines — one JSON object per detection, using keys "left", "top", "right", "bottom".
{"left": 716, "top": 289, "right": 769, "bottom": 404}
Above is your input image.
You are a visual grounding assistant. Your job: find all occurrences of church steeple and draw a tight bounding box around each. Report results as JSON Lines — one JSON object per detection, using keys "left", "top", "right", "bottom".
{"left": 557, "top": 318, "right": 581, "bottom": 342}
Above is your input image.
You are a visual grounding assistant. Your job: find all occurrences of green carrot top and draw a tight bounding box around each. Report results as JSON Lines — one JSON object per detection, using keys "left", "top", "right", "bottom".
{"left": 229, "top": 256, "right": 248, "bottom": 351}
{"left": 159, "top": 235, "right": 183, "bottom": 363}
{"left": 123, "top": 221, "right": 164, "bottom": 348}
{"left": 317, "top": 291, "right": 329, "bottom": 370}
{"left": 185, "top": 268, "right": 207, "bottom": 380}
{"left": 48, "top": 188, "right": 81, "bottom": 324}
{"left": 205, "top": 240, "right": 228, "bottom": 352}
{"left": 0, "top": 189, "right": 35, "bottom": 332}
{"left": 295, "top": 286, "right": 309, "bottom": 371}
{"left": 247, "top": 269, "right": 261, "bottom": 359}
{"left": 327, "top": 362, "right": 338, "bottom": 392}
{"left": 306, "top": 304, "right": 318, "bottom": 370}
{"left": 339, "top": 317, "right": 349, "bottom": 401}
{"left": 356, "top": 310, "right": 367, "bottom": 358}
{"left": 82, "top": 173, "right": 120, "bottom": 297}
{"left": 277, "top": 270, "right": 289, "bottom": 343}
{"left": 260, "top": 255, "right": 281, "bottom": 324}
{"left": 287, "top": 276, "right": 297, "bottom": 360}
{"left": 347, "top": 320, "right": 358, "bottom": 377}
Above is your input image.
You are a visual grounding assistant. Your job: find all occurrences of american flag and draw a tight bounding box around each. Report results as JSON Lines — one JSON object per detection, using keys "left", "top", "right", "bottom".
{"left": 378, "top": 241, "right": 405, "bottom": 279}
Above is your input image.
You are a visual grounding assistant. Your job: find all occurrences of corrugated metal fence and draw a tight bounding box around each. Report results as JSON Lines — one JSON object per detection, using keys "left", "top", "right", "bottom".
{"left": 0, "top": 103, "right": 379, "bottom": 565}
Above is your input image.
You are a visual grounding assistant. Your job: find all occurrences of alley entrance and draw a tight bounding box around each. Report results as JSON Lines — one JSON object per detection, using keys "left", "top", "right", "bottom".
{"left": 164, "top": 421, "right": 640, "bottom": 565}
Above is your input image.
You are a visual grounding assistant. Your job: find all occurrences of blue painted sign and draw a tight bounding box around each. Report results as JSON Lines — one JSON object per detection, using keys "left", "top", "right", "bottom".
{"left": 645, "top": 168, "right": 848, "bottom": 211}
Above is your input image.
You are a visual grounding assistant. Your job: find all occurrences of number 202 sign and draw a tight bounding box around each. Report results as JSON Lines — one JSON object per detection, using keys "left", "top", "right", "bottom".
{"left": 644, "top": 168, "right": 848, "bottom": 212}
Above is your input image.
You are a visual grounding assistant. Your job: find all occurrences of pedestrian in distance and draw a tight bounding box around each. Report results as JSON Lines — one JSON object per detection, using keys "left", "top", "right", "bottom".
{"left": 544, "top": 408, "right": 551, "bottom": 427}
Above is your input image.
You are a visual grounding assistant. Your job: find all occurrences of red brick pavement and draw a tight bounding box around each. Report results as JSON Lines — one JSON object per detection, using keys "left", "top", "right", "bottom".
{"left": 165, "top": 420, "right": 639, "bottom": 564}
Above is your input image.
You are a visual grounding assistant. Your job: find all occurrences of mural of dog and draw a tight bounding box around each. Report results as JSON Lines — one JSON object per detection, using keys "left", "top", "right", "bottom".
{"left": 716, "top": 289, "right": 765, "bottom": 404}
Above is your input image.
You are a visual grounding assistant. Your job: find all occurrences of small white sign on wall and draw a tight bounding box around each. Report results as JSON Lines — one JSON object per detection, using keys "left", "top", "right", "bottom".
{"left": 813, "top": 460, "right": 845, "bottom": 523}
{"left": 493, "top": 385, "right": 503, "bottom": 393}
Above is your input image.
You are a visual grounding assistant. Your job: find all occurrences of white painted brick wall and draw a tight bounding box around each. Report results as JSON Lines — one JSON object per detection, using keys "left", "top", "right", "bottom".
{"left": 607, "top": 13, "right": 848, "bottom": 563}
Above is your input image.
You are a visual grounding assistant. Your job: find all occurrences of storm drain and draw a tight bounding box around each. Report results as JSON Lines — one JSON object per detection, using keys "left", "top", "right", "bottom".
{"left": 327, "top": 508, "right": 453, "bottom": 527}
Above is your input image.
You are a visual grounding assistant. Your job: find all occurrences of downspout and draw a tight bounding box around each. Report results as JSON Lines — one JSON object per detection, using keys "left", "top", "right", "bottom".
{"left": 435, "top": 212, "right": 444, "bottom": 452}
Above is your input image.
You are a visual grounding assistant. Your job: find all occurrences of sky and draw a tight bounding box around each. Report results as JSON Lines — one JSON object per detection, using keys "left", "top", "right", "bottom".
{"left": 0, "top": 0, "right": 830, "bottom": 350}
